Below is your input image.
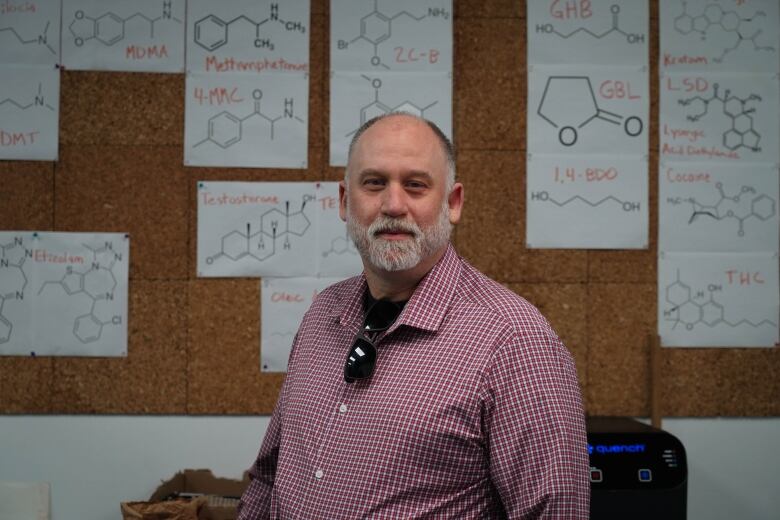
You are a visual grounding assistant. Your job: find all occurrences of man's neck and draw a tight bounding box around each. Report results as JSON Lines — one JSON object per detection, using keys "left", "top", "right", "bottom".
{"left": 362, "top": 245, "right": 447, "bottom": 302}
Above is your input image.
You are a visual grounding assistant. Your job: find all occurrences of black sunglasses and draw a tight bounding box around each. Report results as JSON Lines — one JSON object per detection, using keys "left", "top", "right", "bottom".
{"left": 344, "top": 299, "right": 403, "bottom": 383}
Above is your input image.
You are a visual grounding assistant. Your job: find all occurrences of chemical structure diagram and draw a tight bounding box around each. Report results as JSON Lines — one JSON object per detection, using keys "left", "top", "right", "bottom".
{"left": 663, "top": 269, "right": 776, "bottom": 331}
{"left": 0, "top": 236, "right": 29, "bottom": 345}
{"left": 346, "top": 75, "right": 438, "bottom": 138}
{"left": 206, "top": 195, "right": 314, "bottom": 265}
{"left": 322, "top": 231, "right": 358, "bottom": 258}
{"left": 263, "top": 330, "right": 295, "bottom": 370}
{"left": 537, "top": 76, "right": 643, "bottom": 146}
{"left": 0, "top": 82, "right": 55, "bottom": 112}
{"left": 530, "top": 191, "right": 641, "bottom": 212}
{"left": 667, "top": 182, "right": 776, "bottom": 236}
{"left": 37, "top": 241, "right": 125, "bottom": 344}
{"left": 534, "top": 4, "right": 645, "bottom": 44}
{"left": 335, "top": 0, "right": 450, "bottom": 69}
{"left": 193, "top": 90, "right": 304, "bottom": 149}
{"left": 673, "top": 1, "right": 775, "bottom": 63}
{"left": 678, "top": 83, "right": 761, "bottom": 152}
{"left": 0, "top": 20, "right": 56, "bottom": 55}
{"left": 193, "top": 4, "right": 306, "bottom": 52}
{"left": 68, "top": 1, "right": 182, "bottom": 47}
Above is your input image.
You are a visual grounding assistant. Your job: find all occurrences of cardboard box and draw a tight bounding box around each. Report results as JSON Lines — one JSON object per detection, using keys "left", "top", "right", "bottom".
{"left": 149, "top": 469, "right": 250, "bottom": 520}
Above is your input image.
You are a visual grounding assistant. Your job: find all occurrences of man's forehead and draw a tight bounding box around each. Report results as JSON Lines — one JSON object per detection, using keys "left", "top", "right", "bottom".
{"left": 349, "top": 115, "right": 445, "bottom": 164}
{"left": 359, "top": 114, "right": 430, "bottom": 141}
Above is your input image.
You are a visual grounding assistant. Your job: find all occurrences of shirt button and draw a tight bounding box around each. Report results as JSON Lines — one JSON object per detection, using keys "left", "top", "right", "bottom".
{"left": 339, "top": 403, "right": 348, "bottom": 413}
{"left": 314, "top": 469, "right": 324, "bottom": 479}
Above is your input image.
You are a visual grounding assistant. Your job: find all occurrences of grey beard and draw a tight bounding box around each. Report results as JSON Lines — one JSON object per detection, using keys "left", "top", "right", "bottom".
{"left": 346, "top": 200, "right": 452, "bottom": 272}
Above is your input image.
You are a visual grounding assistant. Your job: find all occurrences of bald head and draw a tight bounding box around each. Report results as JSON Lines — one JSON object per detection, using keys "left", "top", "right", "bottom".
{"left": 345, "top": 113, "right": 456, "bottom": 191}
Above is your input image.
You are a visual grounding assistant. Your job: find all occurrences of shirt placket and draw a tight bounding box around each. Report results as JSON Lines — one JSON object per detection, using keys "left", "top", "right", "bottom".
{"left": 298, "top": 320, "right": 371, "bottom": 513}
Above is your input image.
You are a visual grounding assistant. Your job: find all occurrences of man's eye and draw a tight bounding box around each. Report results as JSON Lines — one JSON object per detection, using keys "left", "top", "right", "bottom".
{"left": 364, "top": 178, "right": 384, "bottom": 186}
{"left": 407, "top": 181, "right": 427, "bottom": 190}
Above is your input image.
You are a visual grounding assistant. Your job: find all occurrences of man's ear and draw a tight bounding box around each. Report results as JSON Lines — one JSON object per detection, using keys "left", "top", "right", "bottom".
{"left": 447, "top": 182, "right": 464, "bottom": 224}
{"left": 338, "top": 181, "right": 347, "bottom": 222}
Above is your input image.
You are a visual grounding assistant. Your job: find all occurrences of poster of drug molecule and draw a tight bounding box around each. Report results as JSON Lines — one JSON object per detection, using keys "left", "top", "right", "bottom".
{"left": 61, "top": 0, "right": 185, "bottom": 72}
{"left": 317, "top": 182, "right": 363, "bottom": 279}
{"left": 527, "top": 0, "right": 648, "bottom": 66}
{"left": 330, "top": 70, "right": 452, "bottom": 166}
{"left": 0, "top": 0, "right": 60, "bottom": 66}
{"left": 526, "top": 154, "right": 647, "bottom": 249}
{"left": 660, "top": 72, "right": 779, "bottom": 164}
{"left": 0, "top": 65, "right": 59, "bottom": 161}
{"left": 261, "top": 277, "right": 343, "bottom": 372}
{"left": 198, "top": 182, "right": 320, "bottom": 278}
{"left": 658, "top": 252, "right": 778, "bottom": 347}
{"left": 331, "top": 0, "right": 452, "bottom": 72}
{"left": 660, "top": 0, "right": 779, "bottom": 73}
{"left": 198, "top": 182, "right": 364, "bottom": 277}
{"left": 528, "top": 64, "right": 648, "bottom": 155}
{"left": 0, "top": 231, "right": 129, "bottom": 357}
{"left": 660, "top": 163, "right": 779, "bottom": 253}
{"left": 184, "top": 72, "right": 308, "bottom": 168}
{"left": 329, "top": 0, "right": 452, "bottom": 167}
{"left": 186, "top": 0, "right": 309, "bottom": 74}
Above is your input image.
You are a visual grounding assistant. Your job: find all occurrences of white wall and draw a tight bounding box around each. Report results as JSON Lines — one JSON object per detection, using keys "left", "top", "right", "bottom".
{"left": 1, "top": 416, "right": 778, "bottom": 520}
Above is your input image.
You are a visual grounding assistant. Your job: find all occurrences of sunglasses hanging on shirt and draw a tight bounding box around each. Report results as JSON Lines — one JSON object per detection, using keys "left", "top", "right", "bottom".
{"left": 344, "top": 298, "right": 403, "bottom": 383}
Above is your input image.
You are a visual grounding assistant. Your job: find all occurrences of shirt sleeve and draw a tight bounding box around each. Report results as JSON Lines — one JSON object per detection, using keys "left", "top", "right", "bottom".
{"left": 236, "top": 402, "right": 282, "bottom": 520}
{"left": 480, "top": 330, "right": 590, "bottom": 519}
{"left": 237, "top": 330, "right": 302, "bottom": 519}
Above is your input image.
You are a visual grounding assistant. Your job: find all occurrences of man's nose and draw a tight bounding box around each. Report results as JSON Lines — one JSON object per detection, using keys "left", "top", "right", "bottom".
{"left": 381, "top": 183, "right": 407, "bottom": 217}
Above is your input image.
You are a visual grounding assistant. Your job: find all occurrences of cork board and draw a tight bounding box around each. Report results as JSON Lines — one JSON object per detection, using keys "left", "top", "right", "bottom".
{"left": 0, "top": 0, "right": 777, "bottom": 416}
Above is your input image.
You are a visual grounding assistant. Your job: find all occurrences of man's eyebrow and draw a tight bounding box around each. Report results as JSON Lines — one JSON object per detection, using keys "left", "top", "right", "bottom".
{"left": 357, "top": 168, "right": 383, "bottom": 178}
{"left": 356, "top": 169, "right": 436, "bottom": 183}
{"left": 406, "top": 170, "right": 434, "bottom": 182}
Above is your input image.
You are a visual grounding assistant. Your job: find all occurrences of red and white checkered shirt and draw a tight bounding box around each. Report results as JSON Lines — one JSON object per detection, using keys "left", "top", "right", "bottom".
{"left": 238, "top": 244, "right": 589, "bottom": 519}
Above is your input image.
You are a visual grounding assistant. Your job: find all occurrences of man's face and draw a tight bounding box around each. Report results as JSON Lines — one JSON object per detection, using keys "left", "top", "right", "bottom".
{"left": 339, "top": 116, "right": 463, "bottom": 274}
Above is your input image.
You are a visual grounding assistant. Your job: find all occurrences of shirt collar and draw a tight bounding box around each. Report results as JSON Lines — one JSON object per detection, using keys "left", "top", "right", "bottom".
{"left": 334, "top": 243, "right": 462, "bottom": 334}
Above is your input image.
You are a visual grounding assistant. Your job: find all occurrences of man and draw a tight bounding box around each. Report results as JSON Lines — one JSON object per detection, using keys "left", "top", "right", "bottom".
{"left": 238, "top": 114, "right": 589, "bottom": 518}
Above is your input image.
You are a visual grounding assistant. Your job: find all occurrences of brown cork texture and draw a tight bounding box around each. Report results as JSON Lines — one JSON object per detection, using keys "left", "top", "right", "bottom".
{"left": 0, "top": 0, "right": 778, "bottom": 417}
{"left": 0, "top": 162, "right": 54, "bottom": 230}
{"left": 587, "top": 284, "right": 657, "bottom": 416}
{"left": 60, "top": 71, "right": 184, "bottom": 146}
{"left": 455, "top": 17, "right": 525, "bottom": 151}
{"left": 55, "top": 145, "right": 189, "bottom": 280}
{"left": 187, "top": 280, "right": 283, "bottom": 414}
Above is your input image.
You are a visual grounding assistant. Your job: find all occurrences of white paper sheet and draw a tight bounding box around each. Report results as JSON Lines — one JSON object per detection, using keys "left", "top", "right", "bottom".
{"left": 0, "top": 232, "right": 129, "bottom": 357}
{"left": 184, "top": 72, "right": 308, "bottom": 168}
{"left": 660, "top": 72, "right": 779, "bottom": 164}
{"left": 660, "top": 162, "right": 779, "bottom": 253}
{"left": 329, "top": 70, "right": 452, "bottom": 166}
{"left": 316, "top": 182, "right": 363, "bottom": 278}
{"left": 526, "top": 154, "right": 647, "bottom": 249}
{"left": 658, "top": 252, "right": 779, "bottom": 347}
{"left": 660, "top": 0, "right": 780, "bottom": 74}
{"left": 0, "top": 481, "right": 49, "bottom": 520}
{"left": 186, "top": 0, "right": 309, "bottom": 74}
{"left": 0, "top": 65, "right": 59, "bottom": 161}
{"left": 329, "top": 0, "right": 452, "bottom": 167}
{"left": 198, "top": 181, "right": 365, "bottom": 278}
{"left": 261, "top": 277, "right": 344, "bottom": 372}
{"left": 528, "top": 64, "right": 648, "bottom": 155}
{"left": 331, "top": 0, "right": 452, "bottom": 72}
{"left": 0, "top": 0, "right": 60, "bottom": 66}
{"left": 61, "top": 0, "right": 185, "bottom": 72}
{"left": 197, "top": 182, "right": 319, "bottom": 277}
{"left": 528, "top": 0, "right": 648, "bottom": 66}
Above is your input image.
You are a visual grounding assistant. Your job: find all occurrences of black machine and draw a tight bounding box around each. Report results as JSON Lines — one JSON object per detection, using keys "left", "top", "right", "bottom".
{"left": 587, "top": 417, "right": 687, "bottom": 519}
